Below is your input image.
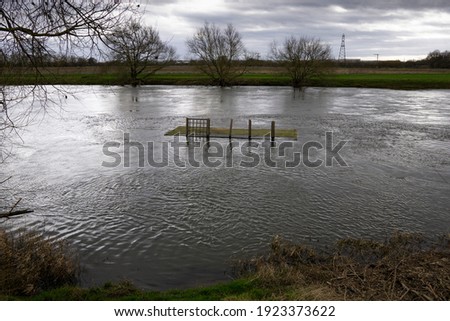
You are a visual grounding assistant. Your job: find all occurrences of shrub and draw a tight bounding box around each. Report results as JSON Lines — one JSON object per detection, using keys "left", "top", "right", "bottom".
{"left": 234, "top": 233, "right": 450, "bottom": 300}
{"left": 0, "top": 228, "right": 79, "bottom": 296}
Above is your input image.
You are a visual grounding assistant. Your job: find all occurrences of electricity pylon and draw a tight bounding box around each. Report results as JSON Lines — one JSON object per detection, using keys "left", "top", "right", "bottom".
{"left": 338, "top": 34, "right": 346, "bottom": 62}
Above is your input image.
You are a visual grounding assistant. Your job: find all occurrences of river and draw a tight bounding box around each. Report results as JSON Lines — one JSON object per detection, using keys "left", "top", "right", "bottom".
{"left": 1, "top": 85, "right": 449, "bottom": 290}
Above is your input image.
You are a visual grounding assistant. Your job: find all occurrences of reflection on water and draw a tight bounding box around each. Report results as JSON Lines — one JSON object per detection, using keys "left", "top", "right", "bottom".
{"left": 1, "top": 86, "right": 450, "bottom": 290}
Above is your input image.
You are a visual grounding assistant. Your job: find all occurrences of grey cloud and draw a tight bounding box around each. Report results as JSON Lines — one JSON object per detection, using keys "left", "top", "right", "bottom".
{"left": 333, "top": 0, "right": 450, "bottom": 10}
{"left": 224, "top": 0, "right": 450, "bottom": 11}
{"left": 141, "top": 0, "right": 450, "bottom": 60}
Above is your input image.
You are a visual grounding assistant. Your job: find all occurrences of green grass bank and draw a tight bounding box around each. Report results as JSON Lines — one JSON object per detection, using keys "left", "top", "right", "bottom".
{"left": 2, "top": 68, "right": 450, "bottom": 89}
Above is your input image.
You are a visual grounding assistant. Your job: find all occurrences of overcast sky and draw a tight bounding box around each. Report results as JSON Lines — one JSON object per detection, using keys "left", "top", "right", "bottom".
{"left": 137, "top": 0, "right": 450, "bottom": 61}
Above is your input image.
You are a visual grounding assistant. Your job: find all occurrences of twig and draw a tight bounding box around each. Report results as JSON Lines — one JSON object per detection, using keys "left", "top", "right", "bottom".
{"left": 0, "top": 176, "right": 12, "bottom": 184}
{"left": 400, "top": 281, "right": 432, "bottom": 301}
{"left": 399, "top": 288, "right": 410, "bottom": 300}
{"left": 426, "top": 284, "right": 439, "bottom": 300}
{"left": 0, "top": 209, "right": 34, "bottom": 218}
{"left": 389, "top": 261, "right": 402, "bottom": 299}
{"left": 9, "top": 198, "right": 22, "bottom": 214}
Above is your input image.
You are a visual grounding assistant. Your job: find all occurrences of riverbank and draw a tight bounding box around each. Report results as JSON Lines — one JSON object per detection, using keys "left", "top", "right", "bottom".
{"left": 1, "top": 66, "right": 450, "bottom": 89}
{"left": 1, "top": 232, "right": 448, "bottom": 301}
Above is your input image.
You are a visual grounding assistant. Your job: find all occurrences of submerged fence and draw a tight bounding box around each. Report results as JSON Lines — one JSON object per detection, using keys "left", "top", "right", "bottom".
{"left": 185, "top": 118, "right": 211, "bottom": 139}
{"left": 185, "top": 117, "right": 278, "bottom": 141}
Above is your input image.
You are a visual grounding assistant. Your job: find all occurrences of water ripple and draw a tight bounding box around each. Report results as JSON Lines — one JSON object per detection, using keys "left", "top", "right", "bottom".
{"left": 2, "top": 86, "right": 449, "bottom": 290}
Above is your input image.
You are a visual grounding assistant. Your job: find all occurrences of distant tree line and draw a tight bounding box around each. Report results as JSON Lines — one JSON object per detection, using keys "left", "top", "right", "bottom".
{"left": 0, "top": 53, "right": 99, "bottom": 67}
{"left": 424, "top": 50, "right": 450, "bottom": 68}
{"left": 337, "top": 50, "right": 450, "bottom": 69}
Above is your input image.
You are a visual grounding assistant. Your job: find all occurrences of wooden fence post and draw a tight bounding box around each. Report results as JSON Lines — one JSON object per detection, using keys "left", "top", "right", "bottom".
{"left": 271, "top": 121, "right": 275, "bottom": 142}
{"left": 185, "top": 117, "right": 189, "bottom": 138}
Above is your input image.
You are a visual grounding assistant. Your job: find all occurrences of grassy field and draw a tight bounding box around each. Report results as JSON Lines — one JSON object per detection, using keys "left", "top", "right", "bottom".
{"left": 0, "top": 279, "right": 259, "bottom": 301}
{"left": 7, "top": 278, "right": 338, "bottom": 301}
{"left": 1, "top": 65, "right": 450, "bottom": 89}
{"left": 314, "top": 73, "right": 450, "bottom": 89}
{"left": 146, "top": 72, "right": 450, "bottom": 89}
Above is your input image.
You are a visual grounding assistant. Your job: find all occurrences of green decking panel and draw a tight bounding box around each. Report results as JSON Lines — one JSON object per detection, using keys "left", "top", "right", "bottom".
{"left": 165, "top": 126, "right": 297, "bottom": 140}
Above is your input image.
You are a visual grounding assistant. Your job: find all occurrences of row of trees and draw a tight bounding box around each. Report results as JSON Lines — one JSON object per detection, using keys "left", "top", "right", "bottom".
{"left": 106, "top": 21, "right": 331, "bottom": 88}
{"left": 105, "top": 22, "right": 450, "bottom": 86}
{"left": 1, "top": 17, "right": 331, "bottom": 89}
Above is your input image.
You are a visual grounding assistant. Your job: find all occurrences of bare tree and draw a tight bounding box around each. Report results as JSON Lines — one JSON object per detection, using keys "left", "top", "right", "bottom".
{"left": 271, "top": 36, "right": 332, "bottom": 88}
{"left": 0, "top": 0, "right": 133, "bottom": 145}
{"left": 0, "top": 1, "right": 133, "bottom": 67}
{"left": 106, "top": 19, "right": 176, "bottom": 87}
{"left": 0, "top": 1, "right": 133, "bottom": 210}
{"left": 187, "top": 22, "right": 248, "bottom": 87}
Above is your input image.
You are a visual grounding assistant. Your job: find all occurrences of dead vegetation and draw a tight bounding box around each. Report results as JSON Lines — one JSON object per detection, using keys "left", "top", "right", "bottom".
{"left": 234, "top": 233, "right": 450, "bottom": 300}
{"left": 0, "top": 228, "right": 79, "bottom": 296}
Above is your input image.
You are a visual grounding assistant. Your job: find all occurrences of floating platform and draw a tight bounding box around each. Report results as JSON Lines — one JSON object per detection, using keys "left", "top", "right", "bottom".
{"left": 165, "top": 126, "right": 297, "bottom": 140}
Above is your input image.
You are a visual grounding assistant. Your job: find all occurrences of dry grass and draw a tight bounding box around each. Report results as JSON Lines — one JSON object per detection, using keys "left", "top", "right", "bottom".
{"left": 332, "top": 233, "right": 450, "bottom": 300}
{"left": 0, "top": 228, "right": 79, "bottom": 296}
{"left": 234, "top": 233, "right": 450, "bottom": 301}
